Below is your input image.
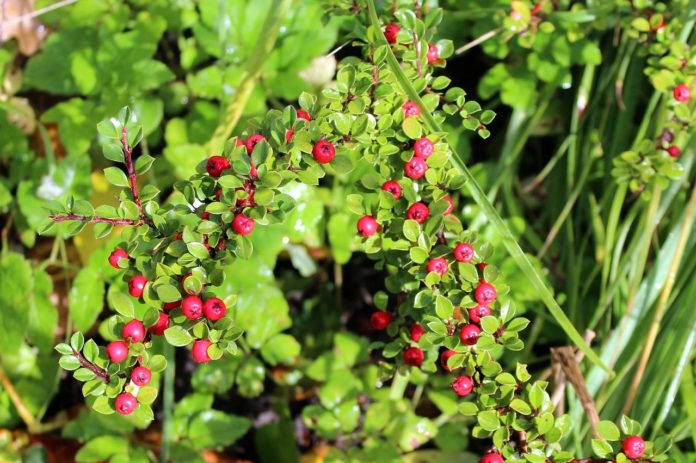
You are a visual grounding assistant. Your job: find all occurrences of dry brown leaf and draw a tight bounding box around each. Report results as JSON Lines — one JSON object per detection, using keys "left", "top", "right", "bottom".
{"left": 0, "top": 0, "right": 48, "bottom": 55}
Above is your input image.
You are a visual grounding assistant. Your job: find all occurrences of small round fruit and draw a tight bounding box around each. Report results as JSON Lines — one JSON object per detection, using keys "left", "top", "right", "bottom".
{"left": 409, "top": 323, "right": 426, "bottom": 342}
{"left": 404, "top": 157, "right": 428, "bottom": 179}
{"left": 149, "top": 313, "right": 170, "bottom": 336}
{"left": 131, "top": 366, "right": 152, "bottom": 386}
{"left": 427, "top": 257, "right": 449, "bottom": 276}
{"left": 206, "top": 155, "right": 230, "bottom": 178}
{"left": 312, "top": 140, "right": 336, "bottom": 164}
{"left": 480, "top": 452, "right": 505, "bottom": 463}
{"left": 381, "top": 180, "right": 402, "bottom": 199}
{"left": 232, "top": 214, "right": 255, "bottom": 236}
{"left": 460, "top": 324, "right": 481, "bottom": 346}
{"left": 403, "top": 101, "right": 420, "bottom": 117}
{"left": 454, "top": 243, "right": 475, "bottom": 263}
{"left": 475, "top": 281, "right": 497, "bottom": 305}
{"left": 245, "top": 134, "right": 266, "bottom": 154}
{"left": 106, "top": 340, "right": 129, "bottom": 363}
{"left": 404, "top": 346, "right": 424, "bottom": 367}
{"left": 203, "top": 297, "right": 227, "bottom": 321}
{"left": 192, "top": 339, "right": 212, "bottom": 363}
{"left": 413, "top": 138, "right": 434, "bottom": 158}
{"left": 122, "top": 320, "right": 146, "bottom": 343}
{"left": 163, "top": 300, "right": 181, "bottom": 313}
{"left": 442, "top": 196, "right": 454, "bottom": 216}
{"left": 622, "top": 436, "right": 646, "bottom": 460}
{"left": 114, "top": 393, "right": 137, "bottom": 415}
{"left": 297, "top": 109, "right": 312, "bottom": 121}
{"left": 426, "top": 43, "right": 439, "bottom": 64}
{"left": 182, "top": 295, "right": 203, "bottom": 320}
{"left": 285, "top": 129, "right": 295, "bottom": 143}
{"left": 384, "top": 23, "right": 400, "bottom": 44}
{"left": 128, "top": 275, "right": 147, "bottom": 298}
{"left": 673, "top": 83, "right": 691, "bottom": 102}
{"left": 108, "top": 249, "right": 129, "bottom": 269}
{"left": 667, "top": 145, "right": 681, "bottom": 158}
{"left": 452, "top": 375, "right": 474, "bottom": 397}
{"left": 370, "top": 311, "right": 392, "bottom": 330}
{"left": 468, "top": 305, "right": 491, "bottom": 324}
{"left": 357, "top": 216, "right": 379, "bottom": 238}
{"left": 440, "top": 349, "right": 457, "bottom": 371}
{"left": 407, "top": 202, "right": 430, "bottom": 224}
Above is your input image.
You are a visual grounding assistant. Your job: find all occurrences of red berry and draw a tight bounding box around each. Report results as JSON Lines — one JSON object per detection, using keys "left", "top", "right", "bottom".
{"left": 667, "top": 145, "right": 681, "bottom": 158}
{"left": 131, "top": 366, "right": 152, "bottom": 386}
{"left": 651, "top": 18, "right": 665, "bottom": 33}
{"left": 297, "top": 109, "right": 312, "bottom": 121}
{"left": 480, "top": 452, "right": 505, "bottom": 463}
{"left": 235, "top": 138, "right": 245, "bottom": 147}
{"left": 403, "top": 346, "right": 424, "bottom": 367}
{"left": 442, "top": 196, "right": 454, "bottom": 216}
{"left": 245, "top": 134, "right": 266, "bottom": 154}
{"left": 370, "top": 311, "right": 392, "bottom": 330}
{"left": 122, "top": 320, "right": 146, "bottom": 343}
{"left": 106, "top": 340, "right": 129, "bottom": 363}
{"left": 232, "top": 214, "right": 255, "bottom": 236}
{"left": 622, "top": 436, "right": 646, "bottom": 460}
{"left": 357, "top": 215, "right": 379, "bottom": 237}
{"left": 403, "top": 101, "right": 420, "bottom": 117}
{"left": 460, "top": 324, "right": 481, "bottom": 346}
{"left": 203, "top": 297, "right": 227, "bottom": 321}
{"left": 475, "top": 281, "right": 497, "bottom": 305}
{"left": 149, "top": 313, "right": 170, "bottom": 336}
{"left": 206, "top": 155, "right": 230, "bottom": 178}
{"left": 285, "top": 129, "right": 294, "bottom": 143}
{"left": 384, "top": 23, "right": 400, "bottom": 44}
{"left": 182, "top": 295, "right": 203, "bottom": 320}
{"left": 452, "top": 375, "right": 474, "bottom": 396}
{"left": 454, "top": 243, "right": 475, "bottom": 263}
{"left": 477, "top": 262, "right": 488, "bottom": 271}
{"left": 440, "top": 349, "right": 457, "bottom": 371}
{"left": 407, "top": 202, "right": 429, "bottom": 224}
{"left": 114, "top": 393, "right": 137, "bottom": 415}
{"left": 163, "top": 300, "right": 181, "bottom": 313}
{"left": 427, "top": 257, "right": 449, "bottom": 276}
{"left": 312, "top": 140, "right": 336, "bottom": 164}
{"left": 404, "top": 157, "right": 428, "bottom": 179}
{"left": 426, "top": 43, "right": 440, "bottom": 64}
{"left": 108, "top": 249, "right": 129, "bottom": 269}
{"left": 468, "top": 305, "right": 491, "bottom": 324}
{"left": 192, "top": 339, "right": 212, "bottom": 363}
{"left": 409, "top": 323, "right": 426, "bottom": 342}
{"left": 413, "top": 137, "right": 434, "bottom": 159}
{"left": 128, "top": 275, "right": 147, "bottom": 298}
{"left": 381, "top": 180, "right": 402, "bottom": 199}
{"left": 674, "top": 83, "right": 691, "bottom": 102}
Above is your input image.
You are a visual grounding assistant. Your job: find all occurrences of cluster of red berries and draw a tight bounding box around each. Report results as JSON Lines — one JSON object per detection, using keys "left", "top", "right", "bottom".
{"left": 383, "top": 23, "right": 441, "bottom": 65}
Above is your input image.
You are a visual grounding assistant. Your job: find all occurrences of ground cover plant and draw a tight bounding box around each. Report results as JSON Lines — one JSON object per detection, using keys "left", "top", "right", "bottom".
{"left": 0, "top": 0, "right": 695, "bottom": 462}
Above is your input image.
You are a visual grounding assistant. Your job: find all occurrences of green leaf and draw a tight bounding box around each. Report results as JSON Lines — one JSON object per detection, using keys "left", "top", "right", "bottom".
{"left": 596, "top": 420, "right": 620, "bottom": 441}
{"left": 403, "top": 220, "right": 420, "bottom": 241}
{"left": 260, "top": 334, "right": 301, "bottom": 366}
{"left": 75, "top": 435, "right": 129, "bottom": 462}
{"left": 510, "top": 399, "right": 532, "bottom": 415}
{"left": 0, "top": 253, "right": 32, "bottom": 354}
{"left": 70, "top": 268, "right": 105, "bottom": 332}
{"left": 591, "top": 439, "right": 614, "bottom": 458}
{"left": 477, "top": 410, "right": 500, "bottom": 431}
{"left": 103, "top": 167, "right": 129, "bottom": 187}
{"left": 164, "top": 326, "right": 193, "bottom": 347}
{"left": 108, "top": 291, "right": 134, "bottom": 318}
{"left": 188, "top": 410, "right": 252, "bottom": 450}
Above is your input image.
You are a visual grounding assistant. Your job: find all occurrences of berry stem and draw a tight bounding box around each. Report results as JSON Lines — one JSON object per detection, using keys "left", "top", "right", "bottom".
{"left": 49, "top": 214, "right": 140, "bottom": 226}
{"left": 120, "top": 126, "right": 148, "bottom": 225}
{"left": 72, "top": 349, "right": 111, "bottom": 383}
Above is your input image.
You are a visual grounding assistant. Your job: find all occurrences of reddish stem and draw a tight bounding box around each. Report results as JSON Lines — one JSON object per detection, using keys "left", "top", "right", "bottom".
{"left": 120, "top": 127, "right": 146, "bottom": 223}
{"left": 49, "top": 214, "right": 139, "bottom": 226}
{"left": 72, "top": 350, "right": 111, "bottom": 383}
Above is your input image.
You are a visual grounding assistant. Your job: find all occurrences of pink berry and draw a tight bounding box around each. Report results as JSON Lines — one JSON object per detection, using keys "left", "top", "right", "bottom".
{"left": 407, "top": 202, "right": 429, "bottom": 224}
{"left": 381, "top": 180, "right": 402, "bottom": 199}
{"left": 622, "top": 436, "right": 646, "bottom": 460}
{"left": 128, "top": 275, "right": 147, "bottom": 298}
{"left": 409, "top": 323, "right": 426, "bottom": 342}
{"left": 357, "top": 216, "right": 379, "bottom": 237}
{"left": 114, "top": 393, "right": 137, "bottom": 415}
{"left": 131, "top": 366, "right": 152, "bottom": 386}
{"left": 404, "top": 157, "right": 428, "bottom": 179}
{"left": 480, "top": 452, "right": 505, "bottom": 463}
{"left": 206, "top": 155, "right": 230, "bottom": 178}
{"left": 297, "top": 109, "right": 312, "bottom": 121}
{"left": 427, "top": 257, "right": 449, "bottom": 276}
{"left": 203, "top": 297, "right": 227, "bottom": 321}
{"left": 182, "top": 295, "right": 203, "bottom": 320}
{"left": 475, "top": 281, "right": 497, "bottom": 305}
{"left": 232, "top": 214, "right": 255, "bottom": 236}
{"left": 442, "top": 196, "right": 454, "bottom": 216}
{"left": 452, "top": 375, "right": 474, "bottom": 396}
{"left": 312, "top": 140, "right": 336, "bottom": 164}
{"left": 149, "top": 313, "right": 170, "bottom": 336}
{"left": 108, "top": 249, "right": 129, "bottom": 269}
{"left": 413, "top": 138, "right": 434, "bottom": 159}
{"left": 162, "top": 300, "right": 181, "bottom": 313}
{"left": 245, "top": 134, "right": 266, "bottom": 154}
{"left": 403, "top": 346, "right": 424, "bottom": 367}
{"left": 468, "top": 305, "right": 491, "bottom": 324}
{"left": 426, "top": 44, "right": 440, "bottom": 64}
{"left": 667, "top": 145, "right": 681, "bottom": 158}
{"left": 440, "top": 349, "right": 457, "bottom": 371}
{"left": 370, "top": 311, "right": 392, "bottom": 330}
{"left": 192, "top": 339, "right": 212, "bottom": 363}
{"left": 122, "top": 320, "right": 146, "bottom": 343}
{"left": 460, "top": 324, "right": 481, "bottom": 346}
{"left": 384, "top": 23, "right": 400, "bottom": 44}
{"left": 673, "top": 83, "right": 691, "bottom": 102}
{"left": 403, "top": 101, "right": 420, "bottom": 117}
{"left": 454, "top": 243, "right": 475, "bottom": 263}
{"left": 106, "top": 341, "right": 129, "bottom": 363}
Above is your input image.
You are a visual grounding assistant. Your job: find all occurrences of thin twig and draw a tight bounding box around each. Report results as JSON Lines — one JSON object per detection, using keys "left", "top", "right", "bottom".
{"left": 0, "top": 364, "right": 38, "bottom": 430}
{"left": 0, "top": 0, "right": 78, "bottom": 26}
{"left": 120, "top": 127, "right": 146, "bottom": 223}
{"left": 73, "top": 349, "right": 111, "bottom": 383}
{"left": 455, "top": 28, "right": 501, "bottom": 55}
{"left": 49, "top": 214, "right": 140, "bottom": 226}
